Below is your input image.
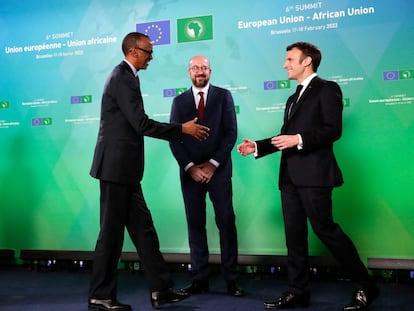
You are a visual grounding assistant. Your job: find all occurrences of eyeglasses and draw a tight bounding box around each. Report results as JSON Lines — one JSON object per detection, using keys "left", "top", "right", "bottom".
{"left": 134, "top": 46, "right": 153, "bottom": 56}
{"left": 189, "top": 65, "right": 210, "bottom": 72}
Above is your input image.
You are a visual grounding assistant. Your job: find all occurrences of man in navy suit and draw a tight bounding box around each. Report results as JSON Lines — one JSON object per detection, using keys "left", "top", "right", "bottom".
{"left": 238, "top": 42, "right": 378, "bottom": 310}
{"left": 88, "top": 33, "right": 209, "bottom": 311}
{"left": 169, "top": 55, "right": 244, "bottom": 297}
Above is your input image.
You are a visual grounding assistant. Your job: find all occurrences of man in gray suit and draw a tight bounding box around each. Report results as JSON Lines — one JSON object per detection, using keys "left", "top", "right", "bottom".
{"left": 88, "top": 32, "right": 209, "bottom": 311}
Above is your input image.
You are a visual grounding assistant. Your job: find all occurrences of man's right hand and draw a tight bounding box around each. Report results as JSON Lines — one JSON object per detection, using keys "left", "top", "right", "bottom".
{"left": 237, "top": 138, "right": 256, "bottom": 156}
{"left": 188, "top": 165, "right": 209, "bottom": 183}
{"left": 182, "top": 118, "right": 209, "bottom": 141}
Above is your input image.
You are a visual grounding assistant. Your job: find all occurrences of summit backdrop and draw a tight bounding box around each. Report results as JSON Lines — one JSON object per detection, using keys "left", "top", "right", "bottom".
{"left": 1, "top": 0, "right": 413, "bottom": 263}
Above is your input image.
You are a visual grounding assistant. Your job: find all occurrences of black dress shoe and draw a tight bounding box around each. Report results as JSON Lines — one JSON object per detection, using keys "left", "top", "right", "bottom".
{"left": 342, "top": 286, "right": 379, "bottom": 310}
{"left": 227, "top": 280, "right": 245, "bottom": 297}
{"left": 88, "top": 299, "right": 131, "bottom": 311}
{"left": 181, "top": 279, "right": 210, "bottom": 295}
{"left": 150, "top": 288, "right": 188, "bottom": 308}
{"left": 264, "top": 291, "right": 310, "bottom": 309}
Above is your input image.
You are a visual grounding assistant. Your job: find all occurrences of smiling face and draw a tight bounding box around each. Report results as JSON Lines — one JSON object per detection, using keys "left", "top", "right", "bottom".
{"left": 283, "top": 47, "right": 313, "bottom": 83}
{"left": 188, "top": 55, "right": 211, "bottom": 89}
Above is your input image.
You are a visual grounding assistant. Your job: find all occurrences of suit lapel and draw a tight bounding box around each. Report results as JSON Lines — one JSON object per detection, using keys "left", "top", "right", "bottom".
{"left": 182, "top": 89, "right": 197, "bottom": 115}
{"left": 120, "top": 61, "right": 135, "bottom": 77}
{"left": 204, "top": 85, "right": 215, "bottom": 112}
{"left": 284, "top": 95, "right": 295, "bottom": 122}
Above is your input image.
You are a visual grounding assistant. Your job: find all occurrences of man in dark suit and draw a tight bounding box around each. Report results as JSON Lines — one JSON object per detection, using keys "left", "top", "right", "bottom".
{"left": 169, "top": 55, "right": 244, "bottom": 297}
{"left": 238, "top": 42, "right": 378, "bottom": 310}
{"left": 88, "top": 32, "right": 209, "bottom": 311}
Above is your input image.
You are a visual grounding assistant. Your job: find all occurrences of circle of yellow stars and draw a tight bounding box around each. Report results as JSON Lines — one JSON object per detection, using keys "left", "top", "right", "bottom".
{"left": 144, "top": 24, "right": 163, "bottom": 44}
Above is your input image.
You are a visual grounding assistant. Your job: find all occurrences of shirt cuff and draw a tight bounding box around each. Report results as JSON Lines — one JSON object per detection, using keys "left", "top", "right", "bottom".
{"left": 297, "top": 134, "right": 303, "bottom": 150}
{"left": 209, "top": 159, "right": 219, "bottom": 167}
{"left": 253, "top": 141, "right": 259, "bottom": 157}
{"left": 184, "top": 162, "right": 195, "bottom": 172}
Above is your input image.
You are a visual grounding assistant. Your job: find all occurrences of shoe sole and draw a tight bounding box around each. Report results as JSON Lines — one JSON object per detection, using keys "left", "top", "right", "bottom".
{"left": 263, "top": 302, "right": 309, "bottom": 309}
{"left": 182, "top": 289, "right": 209, "bottom": 295}
{"left": 88, "top": 305, "right": 131, "bottom": 311}
{"left": 151, "top": 298, "right": 182, "bottom": 308}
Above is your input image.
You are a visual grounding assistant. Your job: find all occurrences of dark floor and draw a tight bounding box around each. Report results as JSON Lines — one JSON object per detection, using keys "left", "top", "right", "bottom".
{"left": 0, "top": 266, "right": 413, "bottom": 311}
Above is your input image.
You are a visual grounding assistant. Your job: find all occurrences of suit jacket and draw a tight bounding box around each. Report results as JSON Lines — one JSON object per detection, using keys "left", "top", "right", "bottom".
{"left": 256, "top": 76, "right": 344, "bottom": 188}
{"left": 169, "top": 85, "right": 237, "bottom": 175}
{"left": 90, "top": 61, "right": 182, "bottom": 185}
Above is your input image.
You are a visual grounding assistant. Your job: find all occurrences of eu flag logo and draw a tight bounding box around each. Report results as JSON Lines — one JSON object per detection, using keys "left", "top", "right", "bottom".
{"left": 71, "top": 96, "right": 81, "bottom": 104}
{"left": 264, "top": 81, "right": 277, "bottom": 90}
{"left": 32, "top": 118, "right": 42, "bottom": 126}
{"left": 383, "top": 71, "right": 399, "bottom": 81}
{"left": 137, "top": 20, "right": 171, "bottom": 45}
{"left": 163, "top": 89, "right": 176, "bottom": 97}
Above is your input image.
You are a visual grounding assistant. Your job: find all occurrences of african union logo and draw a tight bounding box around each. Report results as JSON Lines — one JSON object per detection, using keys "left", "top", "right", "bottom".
{"left": 177, "top": 15, "right": 213, "bottom": 43}
{"left": 136, "top": 20, "right": 171, "bottom": 46}
{"left": 400, "top": 70, "right": 413, "bottom": 79}
{"left": 342, "top": 98, "right": 350, "bottom": 107}
{"left": 0, "top": 100, "right": 10, "bottom": 109}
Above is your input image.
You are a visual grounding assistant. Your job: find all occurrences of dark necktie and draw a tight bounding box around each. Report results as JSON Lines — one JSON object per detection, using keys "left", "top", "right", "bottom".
{"left": 288, "top": 84, "right": 303, "bottom": 119}
{"left": 198, "top": 91, "right": 204, "bottom": 122}
{"left": 135, "top": 74, "right": 140, "bottom": 88}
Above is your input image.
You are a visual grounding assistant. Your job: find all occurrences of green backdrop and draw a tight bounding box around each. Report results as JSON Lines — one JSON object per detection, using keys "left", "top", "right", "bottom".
{"left": 1, "top": 0, "right": 413, "bottom": 263}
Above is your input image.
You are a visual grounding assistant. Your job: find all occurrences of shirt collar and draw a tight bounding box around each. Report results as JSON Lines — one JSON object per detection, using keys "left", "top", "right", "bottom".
{"left": 192, "top": 83, "right": 210, "bottom": 97}
{"left": 299, "top": 73, "right": 317, "bottom": 90}
{"left": 123, "top": 59, "right": 138, "bottom": 77}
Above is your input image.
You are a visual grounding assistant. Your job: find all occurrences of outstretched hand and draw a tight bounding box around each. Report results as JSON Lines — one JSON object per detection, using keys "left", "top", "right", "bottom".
{"left": 182, "top": 118, "right": 209, "bottom": 141}
{"left": 237, "top": 138, "right": 256, "bottom": 156}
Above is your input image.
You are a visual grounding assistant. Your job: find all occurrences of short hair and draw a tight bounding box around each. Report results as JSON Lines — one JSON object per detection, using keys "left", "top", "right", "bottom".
{"left": 287, "top": 42, "right": 322, "bottom": 72}
{"left": 121, "top": 32, "right": 149, "bottom": 56}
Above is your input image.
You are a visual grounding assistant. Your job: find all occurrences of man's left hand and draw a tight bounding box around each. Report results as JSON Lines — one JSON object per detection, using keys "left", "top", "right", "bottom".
{"left": 271, "top": 135, "right": 299, "bottom": 150}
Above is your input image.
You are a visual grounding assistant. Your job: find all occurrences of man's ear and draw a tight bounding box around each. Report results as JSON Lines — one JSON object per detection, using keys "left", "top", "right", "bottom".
{"left": 303, "top": 55, "right": 312, "bottom": 67}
